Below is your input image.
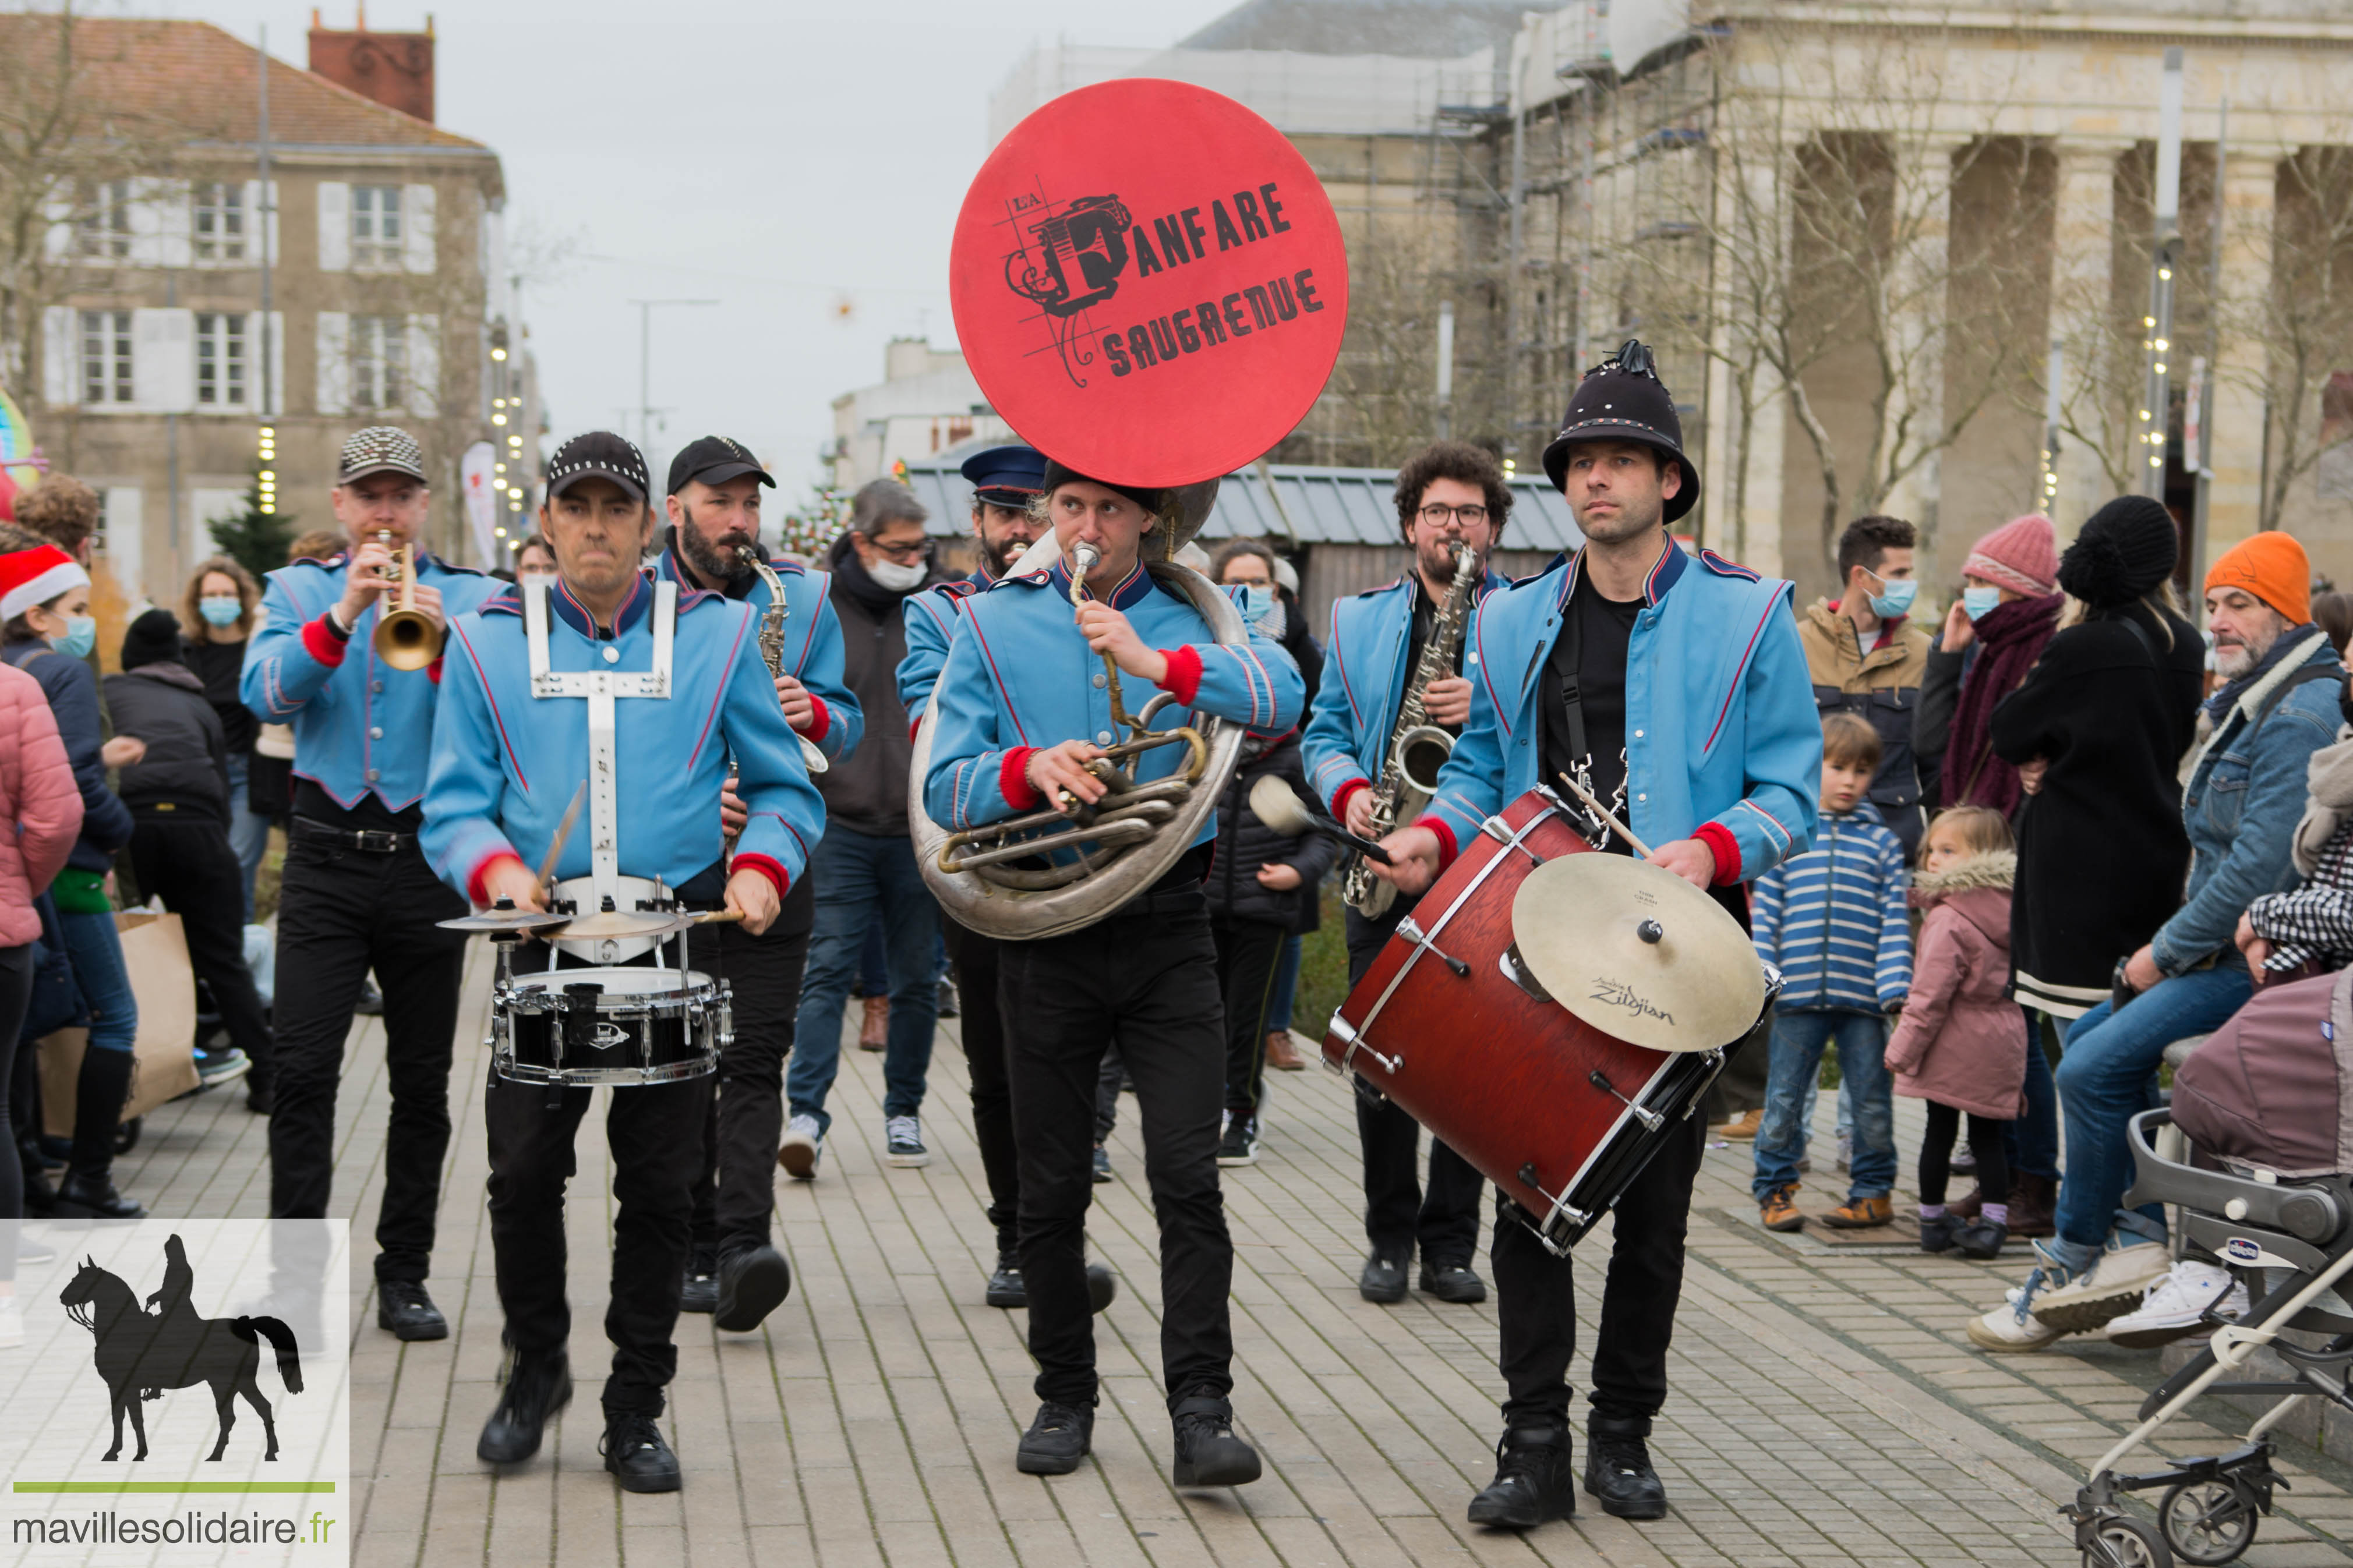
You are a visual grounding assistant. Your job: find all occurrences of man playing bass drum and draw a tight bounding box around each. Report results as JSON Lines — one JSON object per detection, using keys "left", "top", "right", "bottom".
{"left": 921, "top": 459, "right": 1301, "bottom": 1488}
{"left": 1371, "top": 343, "right": 1820, "bottom": 1530}
{"left": 1301, "top": 440, "right": 1513, "bottom": 1309}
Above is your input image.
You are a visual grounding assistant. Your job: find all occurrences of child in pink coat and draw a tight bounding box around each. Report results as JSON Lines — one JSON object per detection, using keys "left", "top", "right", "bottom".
{"left": 1885, "top": 806, "right": 2025, "bottom": 1259}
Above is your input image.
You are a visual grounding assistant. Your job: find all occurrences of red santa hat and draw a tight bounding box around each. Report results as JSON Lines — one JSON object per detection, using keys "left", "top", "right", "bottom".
{"left": 0, "top": 544, "right": 89, "bottom": 622}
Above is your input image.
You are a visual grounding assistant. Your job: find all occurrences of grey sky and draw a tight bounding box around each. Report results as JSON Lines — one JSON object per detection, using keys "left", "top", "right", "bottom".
{"left": 155, "top": 1, "right": 1238, "bottom": 504}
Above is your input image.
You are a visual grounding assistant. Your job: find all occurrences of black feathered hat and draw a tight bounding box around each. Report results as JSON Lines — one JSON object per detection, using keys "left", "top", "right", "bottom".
{"left": 1540, "top": 339, "right": 1700, "bottom": 523}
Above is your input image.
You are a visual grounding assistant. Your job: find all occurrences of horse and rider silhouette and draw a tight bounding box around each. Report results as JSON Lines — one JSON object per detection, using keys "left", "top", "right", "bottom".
{"left": 58, "top": 1236, "right": 303, "bottom": 1463}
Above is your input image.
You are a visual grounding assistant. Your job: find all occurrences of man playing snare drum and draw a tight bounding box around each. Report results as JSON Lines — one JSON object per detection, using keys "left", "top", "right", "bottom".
{"left": 422, "top": 431, "right": 825, "bottom": 1495}
{"left": 1372, "top": 342, "right": 1820, "bottom": 1530}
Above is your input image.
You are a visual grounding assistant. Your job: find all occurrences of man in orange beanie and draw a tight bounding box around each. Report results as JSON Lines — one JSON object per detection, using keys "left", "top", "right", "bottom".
{"left": 2206, "top": 530, "right": 2313, "bottom": 631}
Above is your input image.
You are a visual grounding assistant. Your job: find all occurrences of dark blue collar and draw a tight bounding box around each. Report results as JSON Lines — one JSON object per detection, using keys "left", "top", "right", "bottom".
{"left": 1559, "top": 533, "right": 1684, "bottom": 610}
{"left": 548, "top": 571, "right": 652, "bottom": 639}
{"left": 1049, "top": 555, "right": 1154, "bottom": 611}
{"left": 964, "top": 564, "right": 997, "bottom": 591}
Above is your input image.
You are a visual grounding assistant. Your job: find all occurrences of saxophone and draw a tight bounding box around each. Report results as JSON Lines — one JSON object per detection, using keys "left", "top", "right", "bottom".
{"left": 1342, "top": 543, "right": 1477, "bottom": 917}
{"left": 739, "top": 545, "right": 829, "bottom": 776}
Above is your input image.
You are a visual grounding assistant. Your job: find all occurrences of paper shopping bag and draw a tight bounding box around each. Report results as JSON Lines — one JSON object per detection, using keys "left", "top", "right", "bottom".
{"left": 38, "top": 911, "right": 203, "bottom": 1134}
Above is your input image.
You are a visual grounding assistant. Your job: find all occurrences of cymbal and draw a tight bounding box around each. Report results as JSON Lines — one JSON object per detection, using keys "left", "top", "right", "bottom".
{"left": 548, "top": 907, "right": 686, "bottom": 940}
{"left": 1510, "top": 854, "right": 1765, "bottom": 1053}
{"left": 438, "top": 908, "right": 571, "bottom": 933}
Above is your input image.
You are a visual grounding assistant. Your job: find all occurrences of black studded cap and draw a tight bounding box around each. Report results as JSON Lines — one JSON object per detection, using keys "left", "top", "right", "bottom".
{"left": 546, "top": 430, "right": 650, "bottom": 504}
{"left": 1539, "top": 339, "right": 1701, "bottom": 523}
{"left": 667, "top": 434, "right": 775, "bottom": 497}
{"left": 336, "top": 425, "right": 428, "bottom": 486}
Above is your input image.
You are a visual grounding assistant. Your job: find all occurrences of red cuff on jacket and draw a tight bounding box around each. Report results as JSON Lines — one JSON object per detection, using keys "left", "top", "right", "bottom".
{"left": 302, "top": 614, "right": 349, "bottom": 667}
{"left": 1414, "top": 813, "right": 1460, "bottom": 872}
{"left": 1157, "top": 645, "right": 1203, "bottom": 705}
{"left": 1693, "top": 821, "right": 1743, "bottom": 886}
{"left": 466, "top": 851, "right": 528, "bottom": 907}
{"left": 1000, "top": 747, "right": 1044, "bottom": 811}
{"left": 799, "top": 693, "right": 830, "bottom": 743}
{"left": 731, "top": 852, "right": 790, "bottom": 902}
{"left": 1330, "top": 777, "right": 1371, "bottom": 820}
{"left": 427, "top": 657, "right": 443, "bottom": 685}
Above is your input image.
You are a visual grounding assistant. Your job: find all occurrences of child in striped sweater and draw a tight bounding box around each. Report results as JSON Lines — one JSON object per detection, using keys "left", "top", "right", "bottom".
{"left": 1751, "top": 712, "right": 1913, "bottom": 1233}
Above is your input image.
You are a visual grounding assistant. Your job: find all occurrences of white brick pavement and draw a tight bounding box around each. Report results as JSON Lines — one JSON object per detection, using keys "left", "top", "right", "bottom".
{"left": 35, "top": 943, "right": 2353, "bottom": 1567}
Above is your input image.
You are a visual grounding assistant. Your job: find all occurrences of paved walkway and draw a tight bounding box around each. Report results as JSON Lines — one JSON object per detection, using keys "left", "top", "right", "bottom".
{"left": 89, "top": 946, "right": 2353, "bottom": 1566}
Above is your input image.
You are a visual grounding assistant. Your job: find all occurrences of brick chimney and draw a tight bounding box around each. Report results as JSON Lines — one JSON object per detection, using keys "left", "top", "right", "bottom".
{"left": 308, "top": 6, "right": 436, "bottom": 125}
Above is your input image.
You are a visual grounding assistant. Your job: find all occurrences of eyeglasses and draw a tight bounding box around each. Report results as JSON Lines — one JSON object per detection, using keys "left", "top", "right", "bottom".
{"left": 864, "top": 536, "right": 929, "bottom": 562}
{"left": 1418, "top": 504, "right": 1490, "bottom": 528}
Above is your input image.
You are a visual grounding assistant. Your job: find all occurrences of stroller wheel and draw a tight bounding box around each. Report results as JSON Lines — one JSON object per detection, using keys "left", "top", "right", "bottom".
{"left": 2085, "top": 1514, "right": 2173, "bottom": 1568}
{"left": 2159, "top": 1479, "right": 2256, "bottom": 1565}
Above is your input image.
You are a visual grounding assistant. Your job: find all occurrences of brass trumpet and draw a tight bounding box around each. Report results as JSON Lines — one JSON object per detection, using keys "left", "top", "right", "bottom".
{"left": 371, "top": 531, "right": 442, "bottom": 671}
{"left": 937, "top": 543, "right": 1209, "bottom": 886}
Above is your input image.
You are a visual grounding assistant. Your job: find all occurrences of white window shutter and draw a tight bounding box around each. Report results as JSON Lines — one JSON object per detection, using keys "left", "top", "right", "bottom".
{"left": 156, "top": 180, "right": 192, "bottom": 268}
{"left": 126, "top": 178, "right": 168, "bottom": 267}
{"left": 264, "top": 311, "right": 285, "bottom": 416}
{"left": 40, "top": 306, "right": 75, "bottom": 405}
{"left": 132, "top": 307, "right": 195, "bottom": 413}
{"left": 316, "top": 181, "right": 349, "bottom": 272}
{"left": 315, "top": 310, "right": 349, "bottom": 415}
{"left": 41, "top": 192, "right": 71, "bottom": 260}
{"left": 405, "top": 314, "right": 440, "bottom": 416}
{"left": 402, "top": 183, "right": 436, "bottom": 275}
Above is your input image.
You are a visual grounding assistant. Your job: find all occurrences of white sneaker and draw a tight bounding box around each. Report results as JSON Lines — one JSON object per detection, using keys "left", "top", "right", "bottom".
{"left": 2030, "top": 1234, "right": 2174, "bottom": 1334}
{"left": 885, "top": 1116, "right": 930, "bottom": 1169}
{"left": 2107, "top": 1258, "right": 2249, "bottom": 1348}
{"left": 778, "top": 1114, "right": 824, "bottom": 1181}
{"left": 0, "top": 1297, "right": 20, "bottom": 1350}
{"left": 1967, "top": 1265, "right": 2069, "bottom": 1353}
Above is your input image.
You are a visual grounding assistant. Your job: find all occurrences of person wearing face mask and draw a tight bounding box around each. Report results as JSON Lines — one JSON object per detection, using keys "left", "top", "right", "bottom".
{"left": 513, "top": 535, "right": 558, "bottom": 581}
{"left": 0, "top": 541, "right": 145, "bottom": 1218}
{"left": 776, "top": 480, "right": 944, "bottom": 1178}
{"left": 178, "top": 557, "right": 269, "bottom": 918}
{"left": 1910, "top": 514, "right": 2062, "bottom": 818}
{"left": 1795, "top": 516, "right": 1933, "bottom": 858}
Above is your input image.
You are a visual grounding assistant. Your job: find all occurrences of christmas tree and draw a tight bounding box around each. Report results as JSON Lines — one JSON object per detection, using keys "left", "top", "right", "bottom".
{"left": 207, "top": 467, "right": 295, "bottom": 581}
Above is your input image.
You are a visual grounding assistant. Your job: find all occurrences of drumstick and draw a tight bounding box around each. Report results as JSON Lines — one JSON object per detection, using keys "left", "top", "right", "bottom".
{"left": 536, "top": 784, "right": 588, "bottom": 894}
{"left": 688, "top": 908, "right": 746, "bottom": 926}
{"left": 1557, "top": 772, "right": 1656, "bottom": 859}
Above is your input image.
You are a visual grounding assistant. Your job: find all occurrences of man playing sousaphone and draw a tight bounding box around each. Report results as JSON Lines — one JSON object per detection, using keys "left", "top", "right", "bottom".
{"left": 1372, "top": 342, "right": 1820, "bottom": 1530}
{"left": 921, "top": 459, "right": 1302, "bottom": 1486}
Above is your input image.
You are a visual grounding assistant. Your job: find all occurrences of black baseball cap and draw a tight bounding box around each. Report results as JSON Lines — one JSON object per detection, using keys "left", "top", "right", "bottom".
{"left": 546, "top": 431, "right": 650, "bottom": 503}
{"left": 667, "top": 435, "right": 775, "bottom": 497}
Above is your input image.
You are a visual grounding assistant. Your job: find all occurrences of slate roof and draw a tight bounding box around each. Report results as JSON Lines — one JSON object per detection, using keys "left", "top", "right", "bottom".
{"left": 1178, "top": 0, "right": 1532, "bottom": 58}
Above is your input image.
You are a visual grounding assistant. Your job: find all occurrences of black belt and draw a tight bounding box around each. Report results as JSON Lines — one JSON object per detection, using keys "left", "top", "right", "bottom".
{"left": 292, "top": 816, "right": 418, "bottom": 854}
{"left": 1111, "top": 884, "right": 1209, "bottom": 921}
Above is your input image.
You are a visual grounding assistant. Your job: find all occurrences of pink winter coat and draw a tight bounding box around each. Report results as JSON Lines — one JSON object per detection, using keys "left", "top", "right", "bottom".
{"left": 0, "top": 659, "right": 82, "bottom": 946}
{"left": 1884, "top": 851, "right": 2025, "bottom": 1121}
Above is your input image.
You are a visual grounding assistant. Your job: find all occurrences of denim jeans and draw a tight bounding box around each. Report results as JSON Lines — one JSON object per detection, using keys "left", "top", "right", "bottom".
{"left": 1752, "top": 1010, "right": 1895, "bottom": 1200}
{"left": 2053, "top": 964, "right": 2255, "bottom": 1250}
{"left": 1268, "top": 932, "right": 1303, "bottom": 1034}
{"left": 56, "top": 909, "right": 136, "bottom": 1053}
{"left": 2005, "top": 1008, "right": 2061, "bottom": 1181}
{"left": 222, "top": 753, "right": 271, "bottom": 923}
{"left": 786, "top": 826, "right": 939, "bottom": 1135}
{"left": 858, "top": 915, "right": 889, "bottom": 999}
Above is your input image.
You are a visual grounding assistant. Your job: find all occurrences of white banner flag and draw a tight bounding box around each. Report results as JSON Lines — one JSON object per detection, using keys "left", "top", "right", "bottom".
{"left": 460, "top": 440, "right": 497, "bottom": 569}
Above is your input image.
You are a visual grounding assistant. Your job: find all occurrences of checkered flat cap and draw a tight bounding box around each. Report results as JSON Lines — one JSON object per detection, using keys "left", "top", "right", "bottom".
{"left": 337, "top": 426, "right": 429, "bottom": 485}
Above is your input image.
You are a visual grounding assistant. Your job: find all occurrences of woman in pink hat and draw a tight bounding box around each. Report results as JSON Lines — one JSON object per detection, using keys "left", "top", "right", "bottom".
{"left": 1917, "top": 513, "right": 2064, "bottom": 817}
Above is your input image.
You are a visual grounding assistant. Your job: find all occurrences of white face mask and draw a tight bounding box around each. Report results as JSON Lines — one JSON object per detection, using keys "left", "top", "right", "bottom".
{"left": 867, "top": 556, "right": 928, "bottom": 592}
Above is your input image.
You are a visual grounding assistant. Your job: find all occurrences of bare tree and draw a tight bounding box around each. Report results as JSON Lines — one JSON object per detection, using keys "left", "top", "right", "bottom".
{"left": 2241, "top": 144, "right": 2353, "bottom": 532}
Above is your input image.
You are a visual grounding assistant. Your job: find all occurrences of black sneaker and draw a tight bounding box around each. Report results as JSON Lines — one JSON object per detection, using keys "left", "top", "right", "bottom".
{"left": 602, "top": 1412, "right": 681, "bottom": 1493}
{"left": 986, "top": 1255, "right": 1026, "bottom": 1309}
{"left": 1358, "top": 1254, "right": 1407, "bottom": 1303}
{"left": 1216, "top": 1114, "right": 1259, "bottom": 1167}
{"left": 1016, "top": 1401, "right": 1094, "bottom": 1475}
{"left": 713, "top": 1244, "right": 792, "bottom": 1332}
{"left": 680, "top": 1245, "right": 719, "bottom": 1316}
{"left": 1583, "top": 1428, "right": 1667, "bottom": 1520}
{"left": 193, "top": 1047, "right": 252, "bottom": 1089}
{"left": 1171, "top": 1392, "right": 1260, "bottom": 1487}
{"left": 1418, "top": 1263, "right": 1488, "bottom": 1304}
{"left": 1467, "top": 1425, "right": 1575, "bottom": 1528}
{"left": 245, "top": 1077, "right": 274, "bottom": 1116}
{"left": 356, "top": 981, "right": 384, "bottom": 1017}
{"left": 477, "top": 1352, "right": 571, "bottom": 1464}
{"left": 1091, "top": 1144, "right": 1113, "bottom": 1183}
{"left": 376, "top": 1280, "right": 448, "bottom": 1342}
{"left": 51, "top": 1174, "right": 144, "bottom": 1220}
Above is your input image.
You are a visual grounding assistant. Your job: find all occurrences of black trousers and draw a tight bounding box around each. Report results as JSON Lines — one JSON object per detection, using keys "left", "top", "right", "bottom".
{"left": 268, "top": 830, "right": 465, "bottom": 1283}
{"left": 1002, "top": 897, "right": 1232, "bottom": 1410}
{"left": 0, "top": 942, "right": 32, "bottom": 1286}
{"left": 1214, "top": 914, "right": 1288, "bottom": 1119}
{"left": 688, "top": 877, "right": 812, "bottom": 1256}
{"left": 1345, "top": 903, "right": 1483, "bottom": 1268}
{"left": 941, "top": 917, "right": 1021, "bottom": 1257}
{"left": 1492, "top": 1110, "right": 1706, "bottom": 1434}
{"left": 128, "top": 812, "right": 273, "bottom": 1079}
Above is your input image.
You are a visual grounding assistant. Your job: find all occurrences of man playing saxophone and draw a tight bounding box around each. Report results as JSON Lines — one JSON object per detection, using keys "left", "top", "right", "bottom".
{"left": 651, "top": 436, "right": 862, "bottom": 1332}
{"left": 1300, "top": 440, "right": 1513, "bottom": 1309}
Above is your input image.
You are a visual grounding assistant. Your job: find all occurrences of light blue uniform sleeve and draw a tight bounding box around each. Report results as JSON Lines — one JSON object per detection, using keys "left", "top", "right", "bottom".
{"left": 793, "top": 581, "right": 863, "bottom": 767}
{"left": 1169, "top": 615, "right": 1304, "bottom": 734}
{"left": 922, "top": 617, "right": 1021, "bottom": 831}
{"left": 1301, "top": 599, "right": 1372, "bottom": 813}
{"left": 897, "top": 588, "right": 961, "bottom": 726}
{"left": 421, "top": 616, "right": 521, "bottom": 900}
{"left": 241, "top": 570, "right": 338, "bottom": 721}
{"left": 1423, "top": 595, "right": 1509, "bottom": 856}
{"left": 1708, "top": 595, "right": 1821, "bottom": 880}
{"left": 725, "top": 626, "right": 827, "bottom": 888}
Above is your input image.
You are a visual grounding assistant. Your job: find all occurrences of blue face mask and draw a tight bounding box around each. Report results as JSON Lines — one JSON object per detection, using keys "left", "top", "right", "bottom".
{"left": 1962, "top": 585, "right": 2003, "bottom": 622}
{"left": 1234, "top": 584, "right": 1276, "bottom": 624}
{"left": 198, "top": 595, "right": 243, "bottom": 628}
{"left": 51, "top": 615, "right": 95, "bottom": 660}
{"left": 1866, "top": 574, "right": 1917, "bottom": 620}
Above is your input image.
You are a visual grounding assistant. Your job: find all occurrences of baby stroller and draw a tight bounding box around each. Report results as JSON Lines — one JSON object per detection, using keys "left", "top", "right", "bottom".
{"left": 2068, "top": 966, "right": 2353, "bottom": 1567}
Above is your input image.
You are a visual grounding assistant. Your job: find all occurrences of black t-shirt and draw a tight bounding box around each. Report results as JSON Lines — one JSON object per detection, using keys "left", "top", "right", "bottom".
{"left": 182, "top": 637, "right": 257, "bottom": 756}
{"left": 1541, "top": 572, "right": 1641, "bottom": 854}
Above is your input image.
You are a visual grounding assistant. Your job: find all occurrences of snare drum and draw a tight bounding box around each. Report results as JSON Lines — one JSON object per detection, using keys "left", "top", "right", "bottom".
{"left": 1325, "top": 788, "right": 1777, "bottom": 1254}
{"left": 492, "top": 966, "right": 730, "bottom": 1086}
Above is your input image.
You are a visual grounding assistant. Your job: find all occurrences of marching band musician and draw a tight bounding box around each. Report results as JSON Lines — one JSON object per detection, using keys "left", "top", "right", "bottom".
{"left": 422, "top": 432, "right": 825, "bottom": 1494}
{"left": 1299, "top": 440, "right": 1513, "bottom": 1310}
{"left": 651, "top": 435, "right": 862, "bottom": 1330}
{"left": 921, "top": 460, "right": 1300, "bottom": 1487}
{"left": 1371, "top": 344, "right": 1821, "bottom": 1530}
{"left": 242, "top": 426, "right": 500, "bottom": 1344}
